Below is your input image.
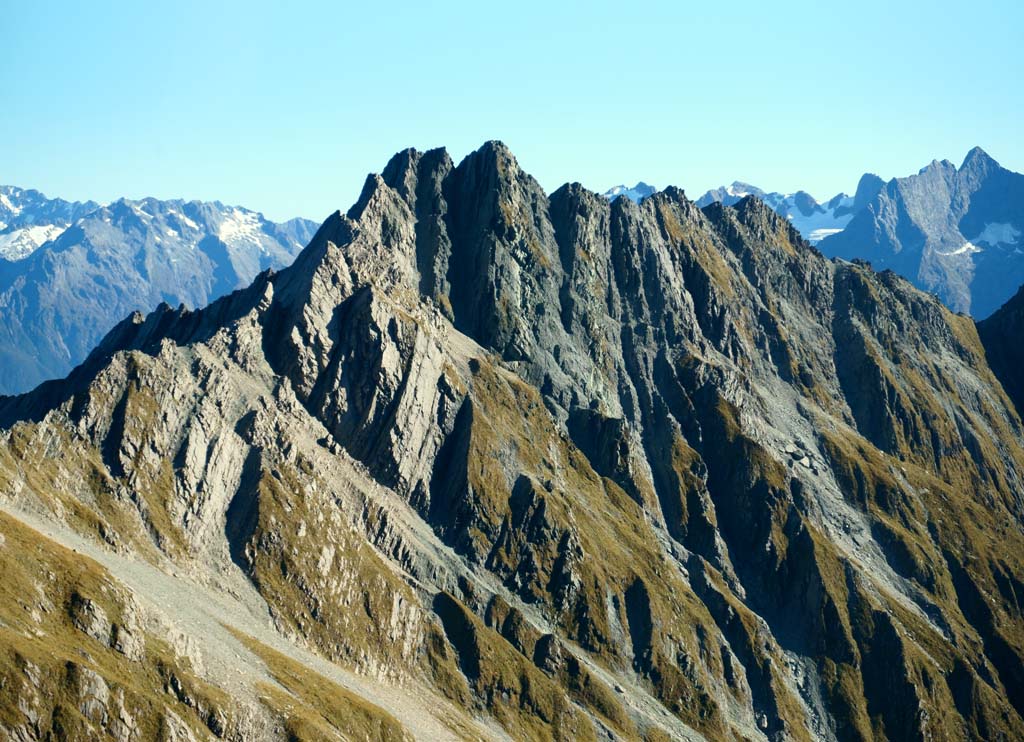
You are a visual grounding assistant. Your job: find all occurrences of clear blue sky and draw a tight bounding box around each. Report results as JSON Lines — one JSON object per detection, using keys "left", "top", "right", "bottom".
{"left": 2, "top": 0, "right": 1021, "bottom": 222}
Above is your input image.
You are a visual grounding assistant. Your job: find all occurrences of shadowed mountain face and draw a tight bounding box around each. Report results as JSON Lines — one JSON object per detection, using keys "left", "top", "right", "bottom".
{"left": 2, "top": 142, "right": 1024, "bottom": 741}
{"left": 979, "top": 284, "right": 1024, "bottom": 414}
{"left": 818, "top": 148, "right": 1024, "bottom": 318}
{"left": 0, "top": 196, "right": 318, "bottom": 394}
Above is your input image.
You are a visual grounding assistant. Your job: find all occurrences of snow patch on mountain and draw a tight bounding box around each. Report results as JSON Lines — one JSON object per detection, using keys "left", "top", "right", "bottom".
{"left": 603, "top": 182, "right": 657, "bottom": 203}
{"left": 0, "top": 224, "right": 66, "bottom": 261}
{"left": 218, "top": 208, "right": 264, "bottom": 246}
{"left": 972, "top": 222, "right": 1020, "bottom": 247}
{"left": 169, "top": 210, "right": 200, "bottom": 231}
{"left": 941, "top": 241, "right": 983, "bottom": 256}
{"left": 0, "top": 192, "right": 22, "bottom": 216}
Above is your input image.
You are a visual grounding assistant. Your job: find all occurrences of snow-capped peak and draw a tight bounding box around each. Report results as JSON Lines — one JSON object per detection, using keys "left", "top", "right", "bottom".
{"left": 603, "top": 182, "right": 657, "bottom": 203}
{"left": 0, "top": 224, "right": 66, "bottom": 261}
{"left": 218, "top": 208, "right": 265, "bottom": 248}
{"left": 724, "top": 181, "right": 764, "bottom": 199}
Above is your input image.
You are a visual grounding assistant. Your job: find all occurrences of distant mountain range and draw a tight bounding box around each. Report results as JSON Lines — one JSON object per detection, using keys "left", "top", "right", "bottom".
{"left": 693, "top": 174, "right": 886, "bottom": 244}
{"left": 602, "top": 182, "right": 657, "bottom": 203}
{"left": 819, "top": 147, "right": 1024, "bottom": 318}
{"left": 604, "top": 176, "right": 885, "bottom": 244}
{"left": 0, "top": 186, "right": 101, "bottom": 261}
{"left": 604, "top": 147, "right": 1022, "bottom": 317}
{"left": 0, "top": 187, "right": 317, "bottom": 394}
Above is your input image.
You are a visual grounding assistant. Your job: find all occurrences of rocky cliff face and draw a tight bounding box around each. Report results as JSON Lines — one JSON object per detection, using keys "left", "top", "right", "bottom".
{"left": 819, "top": 147, "right": 1024, "bottom": 318}
{"left": 2, "top": 141, "right": 1024, "bottom": 741}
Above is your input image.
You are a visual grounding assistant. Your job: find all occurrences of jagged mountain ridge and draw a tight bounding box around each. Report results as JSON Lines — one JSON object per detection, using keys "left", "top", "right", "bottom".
{"left": 0, "top": 185, "right": 101, "bottom": 261}
{"left": 605, "top": 174, "right": 885, "bottom": 246}
{"left": 0, "top": 194, "right": 318, "bottom": 394}
{"left": 694, "top": 174, "right": 886, "bottom": 245}
{"left": 818, "top": 147, "right": 1024, "bottom": 318}
{"left": 2, "top": 141, "right": 1024, "bottom": 741}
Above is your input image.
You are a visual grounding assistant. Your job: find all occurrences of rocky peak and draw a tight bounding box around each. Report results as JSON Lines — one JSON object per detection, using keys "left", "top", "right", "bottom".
{"left": 820, "top": 147, "right": 1024, "bottom": 317}
{"left": 4, "top": 141, "right": 1024, "bottom": 741}
{"left": 851, "top": 172, "right": 885, "bottom": 211}
{"left": 788, "top": 190, "right": 817, "bottom": 216}
{"left": 960, "top": 145, "right": 999, "bottom": 174}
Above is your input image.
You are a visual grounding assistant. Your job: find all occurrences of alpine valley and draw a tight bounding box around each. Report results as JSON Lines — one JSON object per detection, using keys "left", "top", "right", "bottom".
{"left": 3, "top": 142, "right": 1024, "bottom": 742}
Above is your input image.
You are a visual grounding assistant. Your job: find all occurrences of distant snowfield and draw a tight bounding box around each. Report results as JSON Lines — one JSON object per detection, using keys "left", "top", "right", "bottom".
{"left": 786, "top": 209, "right": 854, "bottom": 244}
{"left": 0, "top": 224, "right": 66, "bottom": 261}
{"left": 218, "top": 208, "right": 264, "bottom": 247}
{"left": 806, "top": 227, "right": 845, "bottom": 242}
{"left": 972, "top": 222, "right": 1020, "bottom": 247}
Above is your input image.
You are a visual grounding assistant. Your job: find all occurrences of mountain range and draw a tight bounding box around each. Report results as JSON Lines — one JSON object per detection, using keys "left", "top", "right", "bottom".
{"left": 0, "top": 185, "right": 101, "bottom": 261}
{"left": 1, "top": 141, "right": 1024, "bottom": 741}
{"left": 693, "top": 174, "right": 886, "bottom": 244}
{"left": 605, "top": 173, "right": 886, "bottom": 245}
{"left": 0, "top": 187, "right": 318, "bottom": 394}
{"left": 819, "top": 148, "right": 1024, "bottom": 318}
{"left": 606, "top": 147, "right": 1023, "bottom": 317}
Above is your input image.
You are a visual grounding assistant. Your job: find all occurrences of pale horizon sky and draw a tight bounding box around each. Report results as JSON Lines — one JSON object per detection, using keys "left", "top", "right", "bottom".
{"left": 2, "top": 0, "right": 1021, "bottom": 223}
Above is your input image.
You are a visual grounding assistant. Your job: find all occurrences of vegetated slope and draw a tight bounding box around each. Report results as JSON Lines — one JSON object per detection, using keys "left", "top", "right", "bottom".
{"left": 2, "top": 142, "right": 1024, "bottom": 741}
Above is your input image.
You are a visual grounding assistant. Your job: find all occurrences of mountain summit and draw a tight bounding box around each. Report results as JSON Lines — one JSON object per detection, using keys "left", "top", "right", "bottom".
{"left": 818, "top": 147, "right": 1024, "bottom": 317}
{"left": 1, "top": 141, "right": 1024, "bottom": 741}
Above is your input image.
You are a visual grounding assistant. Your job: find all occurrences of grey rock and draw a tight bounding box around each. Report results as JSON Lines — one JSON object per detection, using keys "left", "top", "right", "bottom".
{"left": 819, "top": 146, "right": 1024, "bottom": 317}
{"left": 158, "top": 710, "right": 199, "bottom": 742}
{"left": 69, "top": 592, "right": 112, "bottom": 645}
{"left": 67, "top": 662, "right": 110, "bottom": 726}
